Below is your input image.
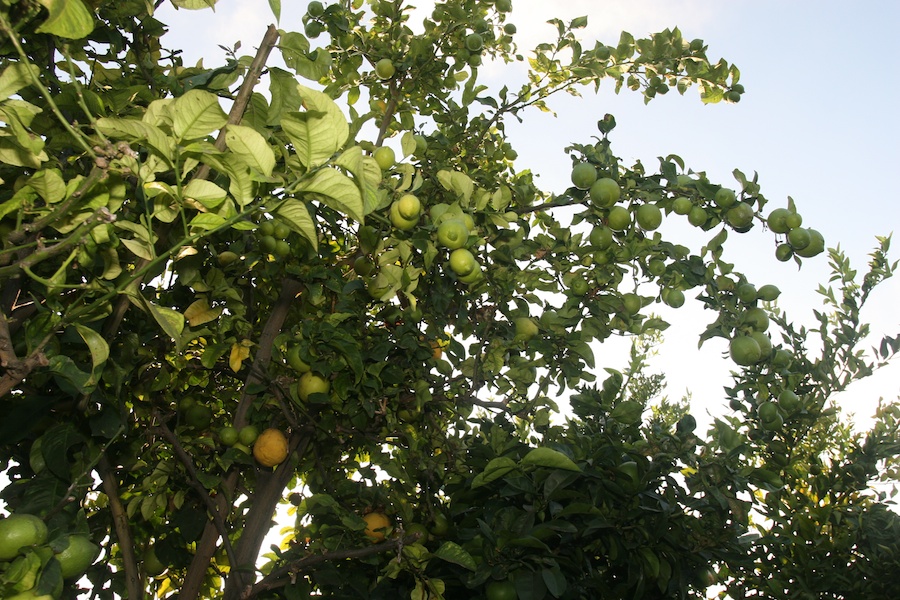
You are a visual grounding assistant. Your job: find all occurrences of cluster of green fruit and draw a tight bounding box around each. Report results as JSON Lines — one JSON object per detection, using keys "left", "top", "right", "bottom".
{"left": 303, "top": 1, "right": 327, "bottom": 39}
{"left": 727, "top": 282, "right": 788, "bottom": 367}
{"left": 433, "top": 205, "right": 482, "bottom": 285}
{"left": 0, "top": 513, "right": 99, "bottom": 599}
{"left": 572, "top": 163, "right": 664, "bottom": 232}
{"left": 766, "top": 207, "right": 824, "bottom": 261}
{"left": 256, "top": 217, "right": 294, "bottom": 258}
{"left": 756, "top": 388, "right": 802, "bottom": 431}
{"left": 216, "top": 423, "right": 261, "bottom": 456}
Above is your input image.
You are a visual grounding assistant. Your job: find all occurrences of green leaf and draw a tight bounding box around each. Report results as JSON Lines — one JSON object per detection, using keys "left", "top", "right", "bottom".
{"left": 183, "top": 179, "right": 227, "bottom": 208}
{"left": 268, "top": 0, "right": 281, "bottom": 21}
{"left": 171, "top": 0, "right": 218, "bottom": 8}
{"left": 433, "top": 541, "right": 477, "bottom": 571}
{"left": 225, "top": 124, "right": 275, "bottom": 176}
{"left": 170, "top": 89, "right": 228, "bottom": 141}
{"left": 520, "top": 448, "right": 580, "bottom": 472}
{"left": 35, "top": 0, "right": 94, "bottom": 39}
{"left": 28, "top": 169, "right": 66, "bottom": 204}
{"left": 73, "top": 323, "right": 109, "bottom": 384}
{"left": 124, "top": 290, "right": 186, "bottom": 342}
{"left": 279, "top": 32, "right": 332, "bottom": 80}
{"left": 189, "top": 213, "right": 227, "bottom": 231}
{"left": 95, "top": 117, "right": 173, "bottom": 161}
{"left": 281, "top": 85, "right": 349, "bottom": 168}
{"left": 274, "top": 198, "right": 318, "bottom": 250}
{"left": 334, "top": 145, "right": 381, "bottom": 216}
{"left": 0, "top": 63, "right": 40, "bottom": 101}
{"left": 471, "top": 456, "right": 518, "bottom": 489}
{"left": 295, "top": 168, "right": 364, "bottom": 223}
{"left": 610, "top": 400, "right": 643, "bottom": 425}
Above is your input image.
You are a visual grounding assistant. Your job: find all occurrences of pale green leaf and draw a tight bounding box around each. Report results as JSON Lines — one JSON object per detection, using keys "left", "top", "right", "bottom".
{"left": 171, "top": 0, "right": 218, "bottom": 8}
{"left": 35, "top": 0, "right": 94, "bottom": 39}
{"left": 295, "top": 168, "right": 363, "bottom": 223}
{"left": 170, "top": 89, "right": 228, "bottom": 141}
{"left": 279, "top": 31, "right": 332, "bottom": 80}
{"left": 28, "top": 169, "right": 66, "bottom": 204}
{"left": 281, "top": 85, "right": 349, "bottom": 168}
{"left": 183, "top": 179, "right": 227, "bottom": 208}
{"left": 119, "top": 238, "right": 153, "bottom": 261}
{"left": 95, "top": 117, "right": 173, "bottom": 161}
{"left": 189, "top": 213, "right": 226, "bottom": 230}
{"left": 334, "top": 146, "right": 381, "bottom": 216}
{"left": 400, "top": 131, "right": 417, "bottom": 158}
{"left": 0, "top": 63, "right": 40, "bottom": 101}
{"left": 124, "top": 290, "right": 186, "bottom": 342}
{"left": 0, "top": 137, "right": 48, "bottom": 168}
{"left": 610, "top": 400, "right": 644, "bottom": 425}
{"left": 225, "top": 124, "right": 275, "bottom": 176}
{"left": 273, "top": 198, "right": 318, "bottom": 251}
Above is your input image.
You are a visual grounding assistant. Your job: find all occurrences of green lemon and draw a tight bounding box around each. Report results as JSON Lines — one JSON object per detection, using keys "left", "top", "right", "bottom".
{"left": 729, "top": 335, "right": 761, "bottom": 366}
{"left": 607, "top": 206, "right": 630, "bottom": 231}
{"left": 570, "top": 163, "right": 598, "bottom": 190}
{"left": 672, "top": 196, "right": 693, "bottom": 215}
{"left": 449, "top": 248, "right": 477, "bottom": 276}
{"left": 635, "top": 203, "right": 662, "bottom": 231}
{"left": 373, "top": 146, "right": 396, "bottom": 170}
{"left": 0, "top": 514, "right": 48, "bottom": 560}
{"left": 766, "top": 208, "right": 791, "bottom": 234}
{"left": 238, "top": 425, "right": 260, "bottom": 446}
{"left": 437, "top": 219, "right": 469, "bottom": 250}
{"left": 589, "top": 177, "right": 621, "bottom": 207}
{"left": 396, "top": 194, "right": 421, "bottom": 220}
{"left": 55, "top": 534, "right": 100, "bottom": 579}
{"left": 218, "top": 426, "right": 239, "bottom": 447}
{"left": 374, "top": 58, "right": 396, "bottom": 80}
{"left": 714, "top": 187, "right": 737, "bottom": 208}
{"left": 687, "top": 205, "right": 707, "bottom": 227}
{"left": 589, "top": 225, "right": 613, "bottom": 249}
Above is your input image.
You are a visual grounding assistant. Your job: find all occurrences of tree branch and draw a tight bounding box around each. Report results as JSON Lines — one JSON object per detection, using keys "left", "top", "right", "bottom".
{"left": 98, "top": 454, "right": 143, "bottom": 600}
{"left": 151, "top": 417, "right": 239, "bottom": 570}
{"left": 250, "top": 533, "right": 424, "bottom": 595}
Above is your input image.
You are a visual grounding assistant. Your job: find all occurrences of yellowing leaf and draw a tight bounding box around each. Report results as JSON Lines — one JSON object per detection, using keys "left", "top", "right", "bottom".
{"left": 229, "top": 340, "right": 252, "bottom": 372}
{"left": 184, "top": 299, "right": 223, "bottom": 327}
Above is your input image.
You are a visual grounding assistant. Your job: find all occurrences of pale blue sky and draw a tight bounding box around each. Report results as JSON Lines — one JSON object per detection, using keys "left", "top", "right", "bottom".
{"left": 158, "top": 1, "right": 900, "bottom": 429}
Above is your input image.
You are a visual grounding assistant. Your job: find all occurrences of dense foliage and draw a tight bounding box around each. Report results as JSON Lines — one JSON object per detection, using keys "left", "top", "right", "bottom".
{"left": 0, "top": 1, "right": 898, "bottom": 599}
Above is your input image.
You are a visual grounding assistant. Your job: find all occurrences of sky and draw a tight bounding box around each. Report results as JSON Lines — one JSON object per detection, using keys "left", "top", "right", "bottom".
{"left": 157, "top": 0, "right": 900, "bottom": 432}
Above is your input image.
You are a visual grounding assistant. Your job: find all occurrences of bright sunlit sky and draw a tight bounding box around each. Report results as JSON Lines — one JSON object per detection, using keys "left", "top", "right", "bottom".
{"left": 157, "top": 0, "right": 900, "bottom": 432}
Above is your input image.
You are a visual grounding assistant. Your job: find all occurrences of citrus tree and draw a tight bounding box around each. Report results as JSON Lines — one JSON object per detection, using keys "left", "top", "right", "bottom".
{"left": 0, "top": 1, "right": 898, "bottom": 599}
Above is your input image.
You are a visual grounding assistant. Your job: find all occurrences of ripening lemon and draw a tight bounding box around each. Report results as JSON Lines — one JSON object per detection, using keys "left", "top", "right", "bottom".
{"left": 253, "top": 428, "right": 289, "bottom": 467}
{"left": 449, "top": 248, "right": 477, "bottom": 277}
{"left": 363, "top": 511, "right": 391, "bottom": 542}
{"left": 396, "top": 194, "right": 421, "bottom": 220}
